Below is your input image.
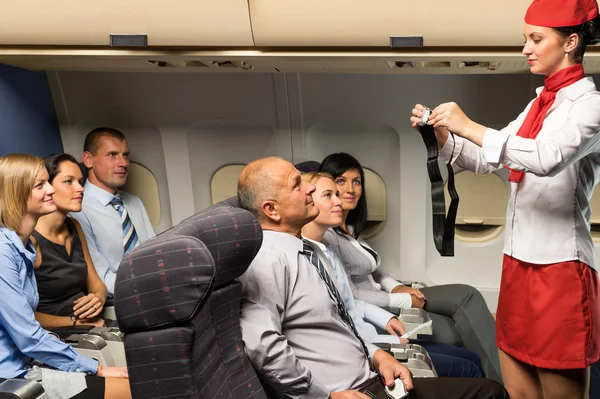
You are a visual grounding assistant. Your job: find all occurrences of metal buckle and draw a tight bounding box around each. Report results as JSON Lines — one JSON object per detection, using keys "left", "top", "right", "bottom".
{"left": 418, "top": 107, "right": 432, "bottom": 127}
{"left": 385, "top": 379, "right": 409, "bottom": 399}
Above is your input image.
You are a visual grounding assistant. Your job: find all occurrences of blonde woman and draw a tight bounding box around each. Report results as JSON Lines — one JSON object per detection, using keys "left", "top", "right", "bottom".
{"left": 301, "top": 172, "right": 484, "bottom": 379}
{"left": 0, "top": 153, "right": 130, "bottom": 399}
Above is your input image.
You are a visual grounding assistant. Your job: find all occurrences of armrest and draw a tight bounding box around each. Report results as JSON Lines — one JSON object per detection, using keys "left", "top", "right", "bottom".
{"left": 48, "top": 325, "right": 94, "bottom": 340}
{"left": 0, "top": 378, "right": 46, "bottom": 399}
{"left": 398, "top": 281, "right": 428, "bottom": 288}
{"left": 372, "top": 342, "right": 392, "bottom": 351}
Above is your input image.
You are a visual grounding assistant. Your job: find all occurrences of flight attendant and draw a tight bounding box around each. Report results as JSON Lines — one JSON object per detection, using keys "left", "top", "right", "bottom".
{"left": 410, "top": 0, "right": 600, "bottom": 397}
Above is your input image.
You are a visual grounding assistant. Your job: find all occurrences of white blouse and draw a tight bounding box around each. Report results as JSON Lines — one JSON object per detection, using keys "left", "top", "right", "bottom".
{"left": 323, "top": 228, "right": 413, "bottom": 308}
{"left": 440, "top": 77, "right": 600, "bottom": 270}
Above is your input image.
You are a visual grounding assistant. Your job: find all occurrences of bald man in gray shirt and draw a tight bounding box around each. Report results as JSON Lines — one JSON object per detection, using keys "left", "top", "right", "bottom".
{"left": 237, "top": 157, "right": 508, "bottom": 399}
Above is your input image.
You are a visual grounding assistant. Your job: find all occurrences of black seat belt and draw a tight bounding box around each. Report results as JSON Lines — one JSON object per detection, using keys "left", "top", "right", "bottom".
{"left": 417, "top": 108, "right": 459, "bottom": 257}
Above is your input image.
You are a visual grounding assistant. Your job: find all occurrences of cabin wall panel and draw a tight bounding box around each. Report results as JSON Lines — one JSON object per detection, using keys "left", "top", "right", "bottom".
{"left": 47, "top": 70, "right": 561, "bottom": 311}
{"left": 49, "top": 72, "right": 292, "bottom": 229}
{"left": 0, "top": 64, "right": 63, "bottom": 157}
{"left": 289, "top": 73, "right": 538, "bottom": 311}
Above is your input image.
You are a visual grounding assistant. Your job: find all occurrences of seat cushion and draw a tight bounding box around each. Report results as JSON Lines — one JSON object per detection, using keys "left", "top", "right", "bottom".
{"left": 193, "top": 282, "right": 267, "bottom": 399}
{"left": 124, "top": 326, "right": 196, "bottom": 398}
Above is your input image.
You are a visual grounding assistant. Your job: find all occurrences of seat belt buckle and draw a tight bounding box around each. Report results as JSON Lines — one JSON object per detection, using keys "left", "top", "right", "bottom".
{"left": 418, "top": 107, "right": 432, "bottom": 126}
{"left": 385, "top": 378, "right": 409, "bottom": 399}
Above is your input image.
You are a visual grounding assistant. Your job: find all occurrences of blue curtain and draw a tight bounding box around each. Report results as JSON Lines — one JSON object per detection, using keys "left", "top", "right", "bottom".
{"left": 0, "top": 63, "right": 63, "bottom": 157}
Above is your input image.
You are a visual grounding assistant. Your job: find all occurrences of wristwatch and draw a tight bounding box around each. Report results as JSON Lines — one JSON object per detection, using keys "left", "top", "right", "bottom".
{"left": 71, "top": 315, "right": 77, "bottom": 326}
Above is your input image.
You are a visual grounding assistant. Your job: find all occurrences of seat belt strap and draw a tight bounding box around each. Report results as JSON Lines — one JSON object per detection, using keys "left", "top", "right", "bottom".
{"left": 418, "top": 108, "right": 459, "bottom": 257}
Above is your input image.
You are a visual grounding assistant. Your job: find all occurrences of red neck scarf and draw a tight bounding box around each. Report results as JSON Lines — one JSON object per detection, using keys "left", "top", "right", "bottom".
{"left": 508, "top": 63, "right": 584, "bottom": 183}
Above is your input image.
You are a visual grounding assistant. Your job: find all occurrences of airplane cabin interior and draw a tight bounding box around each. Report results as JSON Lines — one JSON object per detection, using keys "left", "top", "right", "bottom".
{"left": 0, "top": 0, "right": 599, "bottom": 398}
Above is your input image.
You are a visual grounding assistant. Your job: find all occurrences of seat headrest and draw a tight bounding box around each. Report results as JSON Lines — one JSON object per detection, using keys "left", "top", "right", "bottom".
{"left": 295, "top": 161, "right": 321, "bottom": 173}
{"left": 213, "top": 196, "right": 240, "bottom": 208}
{"left": 114, "top": 204, "right": 262, "bottom": 332}
{"left": 114, "top": 234, "right": 215, "bottom": 333}
{"left": 161, "top": 204, "right": 262, "bottom": 288}
{"left": 78, "top": 162, "right": 89, "bottom": 183}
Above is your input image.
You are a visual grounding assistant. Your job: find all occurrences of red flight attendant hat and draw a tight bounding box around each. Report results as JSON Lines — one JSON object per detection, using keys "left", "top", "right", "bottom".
{"left": 525, "top": 0, "right": 599, "bottom": 27}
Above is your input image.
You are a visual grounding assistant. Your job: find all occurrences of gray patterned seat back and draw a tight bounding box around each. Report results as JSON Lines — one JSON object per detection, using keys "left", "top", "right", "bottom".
{"left": 114, "top": 201, "right": 266, "bottom": 398}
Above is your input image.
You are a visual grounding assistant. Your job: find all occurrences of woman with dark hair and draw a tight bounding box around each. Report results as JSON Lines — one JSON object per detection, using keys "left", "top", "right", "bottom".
{"left": 0, "top": 153, "right": 130, "bottom": 398}
{"left": 32, "top": 153, "right": 107, "bottom": 329}
{"left": 319, "top": 152, "right": 502, "bottom": 383}
{"left": 411, "top": 0, "right": 600, "bottom": 396}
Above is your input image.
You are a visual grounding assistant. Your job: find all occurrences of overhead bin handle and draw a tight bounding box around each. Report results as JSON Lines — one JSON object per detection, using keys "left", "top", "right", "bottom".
{"left": 390, "top": 36, "right": 424, "bottom": 47}
{"left": 418, "top": 108, "right": 459, "bottom": 257}
{"left": 110, "top": 34, "right": 148, "bottom": 47}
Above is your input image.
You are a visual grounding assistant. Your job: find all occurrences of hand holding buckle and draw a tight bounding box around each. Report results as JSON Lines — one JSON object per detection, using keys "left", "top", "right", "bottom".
{"left": 418, "top": 107, "right": 432, "bottom": 127}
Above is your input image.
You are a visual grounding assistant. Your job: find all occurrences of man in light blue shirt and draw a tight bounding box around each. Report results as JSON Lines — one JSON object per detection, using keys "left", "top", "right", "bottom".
{"left": 71, "top": 128, "right": 155, "bottom": 295}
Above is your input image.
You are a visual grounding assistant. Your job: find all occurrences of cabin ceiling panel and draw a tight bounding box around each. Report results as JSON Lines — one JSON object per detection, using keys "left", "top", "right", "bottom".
{"left": 0, "top": 0, "right": 254, "bottom": 46}
{"left": 249, "top": 0, "right": 530, "bottom": 47}
{"left": 3, "top": 49, "right": 600, "bottom": 74}
{"left": 0, "top": 53, "right": 535, "bottom": 74}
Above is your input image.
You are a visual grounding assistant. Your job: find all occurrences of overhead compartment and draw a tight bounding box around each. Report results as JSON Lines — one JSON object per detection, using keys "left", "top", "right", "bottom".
{"left": 0, "top": 0, "right": 254, "bottom": 46}
{"left": 249, "top": 0, "right": 530, "bottom": 47}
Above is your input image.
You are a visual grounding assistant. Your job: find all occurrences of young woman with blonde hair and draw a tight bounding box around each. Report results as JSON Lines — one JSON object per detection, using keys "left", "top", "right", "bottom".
{"left": 0, "top": 153, "right": 130, "bottom": 399}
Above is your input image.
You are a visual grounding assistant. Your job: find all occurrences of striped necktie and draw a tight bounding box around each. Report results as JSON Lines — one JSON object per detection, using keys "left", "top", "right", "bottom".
{"left": 110, "top": 193, "right": 139, "bottom": 255}
{"left": 301, "top": 239, "right": 370, "bottom": 360}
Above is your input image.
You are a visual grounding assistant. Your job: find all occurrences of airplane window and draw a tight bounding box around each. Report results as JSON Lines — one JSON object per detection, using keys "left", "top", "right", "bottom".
{"left": 121, "top": 161, "right": 161, "bottom": 228}
{"left": 445, "top": 170, "right": 507, "bottom": 243}
{"left": 361, "top": 168, "right": 386, "bottom": 239}
{"left": 211, "top": 164, "right": 245, "bottom": 205}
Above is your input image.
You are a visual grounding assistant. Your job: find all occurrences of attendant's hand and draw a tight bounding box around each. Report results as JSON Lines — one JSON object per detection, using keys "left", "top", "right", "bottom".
{"left": 385, "top": 317, "right": 408, "bottom": 342}
{"left": 372, "top": 350, "right": 414, "bottom": 391}
{"left": 74, "top": 293, "right": 104, "bottom": 319}
{"left": 97, "top": 365, "right": 128, "bottom": 378}
{"left": 410, "top": 104, "right": 450, "bottom": 148}
{"left": 76, "top": 317, "right": 105, "bottom": 327}
{"left": 428, "top": 102, "right": 472, "bottom": 137}
{"left": 330, "top": 390, "right": 372, "bottom": 399}
{"left": 391, "top": 285, "right": 426, "bottom": 300}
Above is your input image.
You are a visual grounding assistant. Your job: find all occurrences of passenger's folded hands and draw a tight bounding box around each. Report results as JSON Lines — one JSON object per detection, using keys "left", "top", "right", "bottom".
{"left": 76, "top": 317, "right": 105, "bottom": 327}
{"left": 329, "top": 390, "right": 372, "bottom": 399}
{"left": 373, "top": 350, "right": 414, "bottom": 392}
{"left": 410, "top": 294, "right": 426, "bottom": 309}
{"left": 74, "top": 293, "right": 103, "bottom": 319}
{"left": 391, "top": 285, "right": 426, "bottom": 300}
{"left": 97, "top": 365, "right": 128, "bottom": 378}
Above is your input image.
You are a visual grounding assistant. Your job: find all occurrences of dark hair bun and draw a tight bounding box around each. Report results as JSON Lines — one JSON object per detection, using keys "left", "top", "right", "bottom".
{"left": 585, "top": 15, "right": 600, "bottom": 45}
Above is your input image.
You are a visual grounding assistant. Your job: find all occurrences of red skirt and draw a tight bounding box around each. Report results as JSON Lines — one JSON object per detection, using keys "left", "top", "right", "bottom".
{"left": 496, "top": 255, "right": 600, "bottom": 369}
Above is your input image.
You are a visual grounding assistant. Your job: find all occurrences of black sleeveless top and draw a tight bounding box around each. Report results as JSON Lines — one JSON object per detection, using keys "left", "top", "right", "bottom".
{"left": 32, "top": 218, "right": 88, "bottom": 316}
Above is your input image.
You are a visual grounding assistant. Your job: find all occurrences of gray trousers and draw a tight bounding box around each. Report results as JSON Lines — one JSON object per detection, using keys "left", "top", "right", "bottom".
{"left": 419, "top": 284, "right": 503, "bottom": 383}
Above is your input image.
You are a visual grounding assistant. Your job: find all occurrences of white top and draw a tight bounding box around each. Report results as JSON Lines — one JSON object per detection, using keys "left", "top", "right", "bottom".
{"left": 323, "top": 228, "right": 412, "bottom": 308}
{"left": 440, "top": 77, "right": 600, "bottom": 270}
{"left": 71, "top": 181, "right": 156, "bottom": 295}
{"left": 304, "top": 238, "right": 398, "bottom": 347}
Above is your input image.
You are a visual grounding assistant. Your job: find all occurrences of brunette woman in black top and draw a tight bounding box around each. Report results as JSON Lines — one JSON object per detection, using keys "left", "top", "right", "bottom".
{"left": 32, "top": 154, "right": 107, "bottom": 329}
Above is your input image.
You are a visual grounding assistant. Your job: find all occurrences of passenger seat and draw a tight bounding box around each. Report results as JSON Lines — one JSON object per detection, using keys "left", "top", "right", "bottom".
{"left": 113, "top": 199, "right": 267, "bottom": 398}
